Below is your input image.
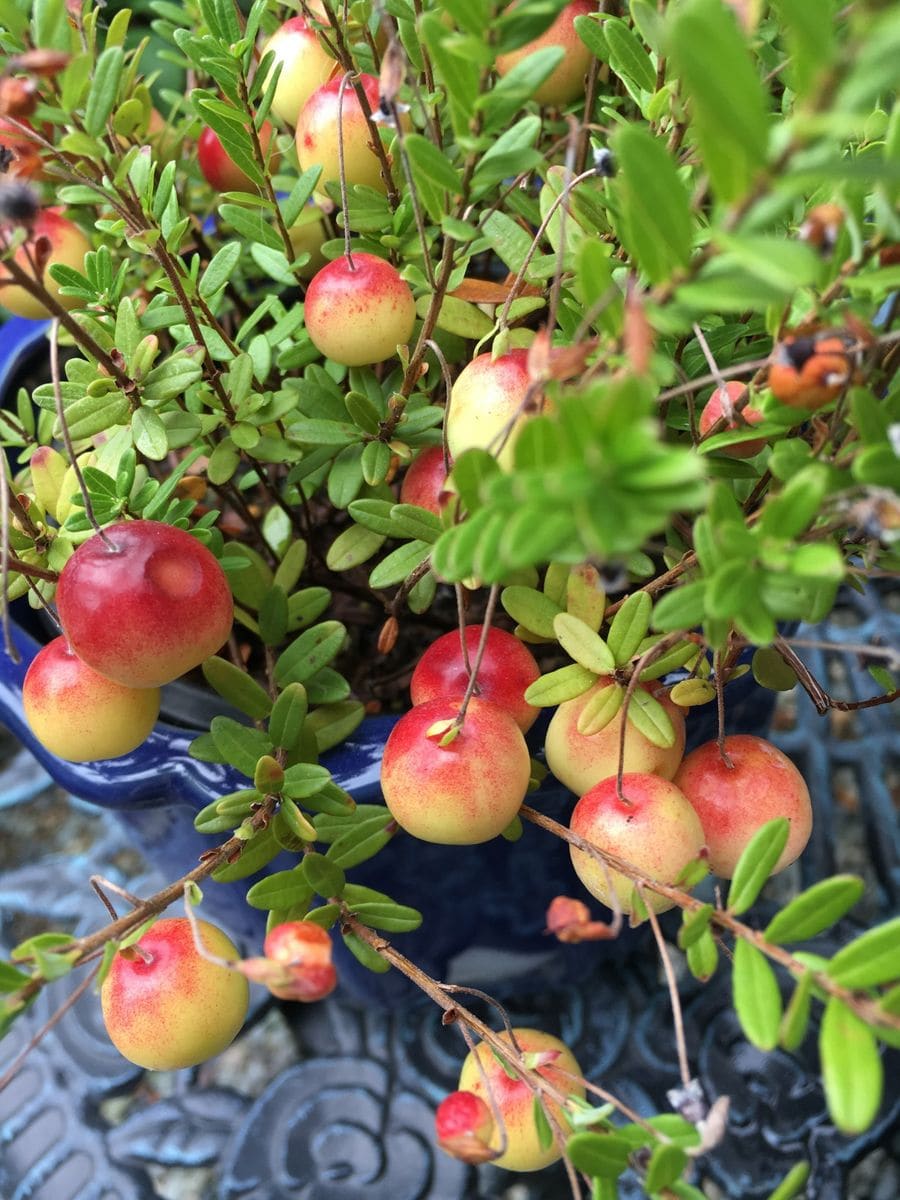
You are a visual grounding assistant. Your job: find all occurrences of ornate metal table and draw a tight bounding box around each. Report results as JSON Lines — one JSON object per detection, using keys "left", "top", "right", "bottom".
{"left": 0, "top": 587, "right": 897, "bottom": 1200}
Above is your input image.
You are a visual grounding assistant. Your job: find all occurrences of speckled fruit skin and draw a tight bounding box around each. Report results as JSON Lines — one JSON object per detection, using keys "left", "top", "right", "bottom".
{"left": 446, "top": 349, "right": 534, "bottom": 470}
{"left": 100, "top": 917, "right": 249, "bottom": 1070}
{"left": 399, "top": 446, "right": 448, "bottom": 515}
{"left": 304, "top": 252, "right": 415, "bottom": 366}
{"left": 296, "top": 73, "right": 389, "bottom": 193}
{"left": 545, "top": 677, "right": 686, "bottom": 795}
{"left": 674, "top": 735, "right": 813, "bottom": 878}
{"left": 380, "top": 696, "right": 531, "bottom": 844}
{"left": 263, "top": 921, "right": 337, "bottom": 1002}
{"left": 55, "top": 520, "right": 234, "bottom": 689}
{"left": 495, "top": 1, "right": 596, "bottom": 107}
{"left": 410, "top": 625, "right": 540, "bottom": 733}
{"left": 197, "top": 123, "right": 277, "bottom": 192}
{"left": 569, "top": 773, "right": 706, "bottom": 915}
{"left": 261, "top": 16, "right": 336, "bottom": 125}
{"left": 457, "top": 1028, "right": 585, "bottom": 1172}
{"left": 699, "top": 381, "right": 767, "bottom": 458}
{"left": 23, "top": 636, "right": 160, "bottom": 762}
{"left": 0, "top": 209, "right": 90, "bottom": 319}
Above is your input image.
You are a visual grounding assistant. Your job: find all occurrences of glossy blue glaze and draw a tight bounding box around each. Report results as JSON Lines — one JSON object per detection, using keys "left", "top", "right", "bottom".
{"left": 0, "top": 318, "right": 780, "bottom": 1005}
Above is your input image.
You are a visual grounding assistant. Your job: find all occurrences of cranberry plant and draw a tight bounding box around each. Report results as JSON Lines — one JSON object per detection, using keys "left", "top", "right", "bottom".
{"left": 0, "top": 0, "right": 898, "bottom": 1194}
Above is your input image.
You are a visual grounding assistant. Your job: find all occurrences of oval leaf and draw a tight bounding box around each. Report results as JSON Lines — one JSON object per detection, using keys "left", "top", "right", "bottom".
{"left": 524, "top": 663, "right": 598, "bottom": 707}
{"left": 576, "top": 682, "right": 624, "bottom": 736}
{"left": 502, "top": 585, "right": 564, "bottom": 639}
{"left": 554, "top": 613, "right": 617, "bottom": 674}
{"left": 625, "top": 687, "right": 675, "bottom": 749}
{"left": 733, "top": 938, "right": 782, "bottom": 1051}
{"left": 820, "top": 997, "right": 884, "bottom": 1134}
{"left": 727, "top": 818, "right": 790, "bottom": 914}
{"left": 606, "top": 591, "right": 653, "bottom": 665}
{"left": 764, "top": 875, "right": 865, "bottom": 944}
{"left": 828, "top": 917, "right": 900, "bottom": 989}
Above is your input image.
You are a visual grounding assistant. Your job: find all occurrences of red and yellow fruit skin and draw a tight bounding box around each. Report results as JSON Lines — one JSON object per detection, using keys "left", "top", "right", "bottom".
{"left": 698, "top": 381, "right": 767, "bottom": 459}
{"left": 674, "top": 734, "right": 813, "bottom": 878}
{"left": 457, "top": 1028, "right": 585, "bottom": 1172}
{"left": 304, "top": 252, "right": 416, "bottom": 366}
{"left": 261, "top": 16, "right": 336, "bottom": 126}
{"left": 495, "top": 1, "right": 597, "bottom": 108}
{"left": 0, "top": 209, "right": 90, "bottom": 319}
{"left": 569, "top": 773, "right": 707, "bottom": 915}
{"left": 23, "top": 636, "right": 160, "bottom": 762}
{"left": 55, "top": 520, "right": 234, "bottom": 689}
{"left": 768, "top": 332, "right": 855, "bottom": 410}
{"left": 410, "top": 624, "right": 541, "bottom": 733}
{"left": 197, "top": 123, "right": 277, "bottom": 192}
{"left": 399, "top": 446, "right": 448, "bottom": 515}
{"left": 380, "top": 696, "right": 531, "bottom": 845}
{"left": 100, "top": 917, "right": 249, "bottom": 1070}
{"left": 545, "top": 678, "right": 686, "bottom": 795}
{"left": 446, "top": 349, "right": 535, "bottom": 470}
{"left": 263, "top": 921, "right": 337, "bottom": 1002}
{"left": 296, "top": 73, "right": 389, "bottom": 193}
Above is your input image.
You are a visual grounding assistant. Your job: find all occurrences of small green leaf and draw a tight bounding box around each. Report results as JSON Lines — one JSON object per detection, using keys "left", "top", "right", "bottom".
{"left": 727, "top": 818, "right": 790, "bottom": 914}
{"left": 524, "top": 663, "right": 598, "bottom": 707}
{"left": 349, "top": 901, "right": 423, "bottom": 934}
{"left": 278, "top": 798, "right": 318, "bottom": 843}
{"left": 368, "top": 540, "right": 431, "bottom": 589}
{"left": 84, "top": 45, "right": 124, "bottom": 135}
{"left": 606, "top": 591, "right": 653, "bottom": 666}
{"left": 301, "top": 903, "right": 340, "bottom": 930}
{"left": 554, "top": 613, "right": 617, "bottom": 674}
{"left": 0, "top": 962, "right": 31, "bottom": 992}
{"left": 646, "top": 1142, "right": 689, "bottom": 1193}
{"left": 764, "top": 875, "right": 865, "bottom": 944}
{"left": 820, "top": 998, "right": 884, "bottom": 1134}
{"left": 611, "top": 123, "right": 692, "bottom": 282}
{"left": 678, "top": 903, "right": 715, "bottom": 950}
{"left": 668, "top": 0, "right": 770, "bottom": 202}
{"left": 686, "top": 928, "right": 719, "bottom": 981}
{"left": 502, "top": 585, "right": 564, "bottom": 639}
{"left": 565, "top": 564, "right": 606, "bottom": 631}
{"left": 651, "top": 581, "right": 707, "bottom": 633}
{"left": 532, "top": 1095, "right": 554, "bottom": 1153}
{"left": 275, "top": 621, "right": 346, "bottom": 687}
{"left": 779, "top": 970, "right": 813, "bottom": 1052}
{"left": 246, "top": 869, "right": 314, "bottom": 912}
{"left": 202, "top": 657, "right": 273, "bottom": 720}
{"left": 209, "top": 717, "right": 274, "bottom": 779}
{"left": 765, "top": 1161, "right": 811, "bottom": 1200}
{"left": 625, "top": 687, "right": 675, "bottom": 749}
{"left": 828, "top": 917, "right": 900, "bottom": 989}
{"left": 301, "top": 852, "right": 346, "bottom": 899}
{"left": 733, "top": 939, "right": 782, "bottom": 1051}
{"left": 268, "top": 683, "right": 308, "bottom": 751}
{"left": 281, "top": 762, "right": 332, "bottom": 799}
{"left": 565, "top": 1132, "right": 632, "bottom": 1179}
{"left": 212, "top": 825, "right": 280, "bottom": 882}
{"left": 326, "top": 810, "right": 395, "bottom": 869}
{"left": 752, "top": 647, "right": 799, "bottom": 691}
{"left": 576, "top": 682, "right": 624, "bottom": 736}
{"left": 341, "top": 928, "right": 391, "bottom": 974}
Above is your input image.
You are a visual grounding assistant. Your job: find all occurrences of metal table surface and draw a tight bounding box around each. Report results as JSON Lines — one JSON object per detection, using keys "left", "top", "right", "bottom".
{"left": 0, "top": 586, "right": 897, "bottom": 1200}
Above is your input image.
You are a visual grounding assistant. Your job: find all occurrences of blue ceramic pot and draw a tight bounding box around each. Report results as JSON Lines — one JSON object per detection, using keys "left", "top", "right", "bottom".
{"left": 0, "top": 318, "right": 779, "bottom": 1006}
